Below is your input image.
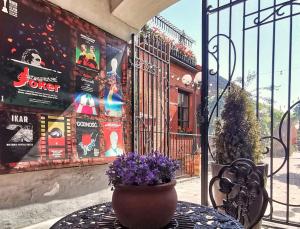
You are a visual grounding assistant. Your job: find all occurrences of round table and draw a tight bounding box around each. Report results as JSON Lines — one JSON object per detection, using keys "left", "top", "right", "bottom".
{"left": 50, "top": 201, "right": 243, "bottom": 229}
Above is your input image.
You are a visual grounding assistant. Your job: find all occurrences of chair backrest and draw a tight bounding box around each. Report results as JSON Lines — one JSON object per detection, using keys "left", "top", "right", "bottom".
{"left": 209, "top": 159, "right": 268, "bottom": 229}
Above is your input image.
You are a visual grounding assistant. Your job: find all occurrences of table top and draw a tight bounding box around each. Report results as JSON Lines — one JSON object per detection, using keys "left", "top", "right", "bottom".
{"left": 50, "top": 201, "right": 243, "bottom": 229}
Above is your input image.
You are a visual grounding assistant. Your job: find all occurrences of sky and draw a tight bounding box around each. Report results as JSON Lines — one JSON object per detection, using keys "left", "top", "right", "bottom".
{"left": 160, "top": 0, "right": 202, "bottom": 63}
{"left": 161, "top": 0, "right": 300, "bottom": 112}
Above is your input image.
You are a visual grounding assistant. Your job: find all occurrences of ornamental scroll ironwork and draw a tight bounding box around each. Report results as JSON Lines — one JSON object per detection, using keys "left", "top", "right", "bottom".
{"left": 209, "top": 159, "right": 269, "bottom": 229}
{"left": 206, "top": 34, "right": 237, "bottom": 159}
{"left": 245, "top": 0, "right": 300, "bottom": 30}
{"left": 129, "top": 57, "right": 158, "bottom": 75}
{"left": 50, "top": 201, "right": 243, "bottom": 229}
{"left": 261, "top": 100, "right": 300, "bottom": 208}
{"left": 204, "top": 0, "right": 300, "bottom": 226}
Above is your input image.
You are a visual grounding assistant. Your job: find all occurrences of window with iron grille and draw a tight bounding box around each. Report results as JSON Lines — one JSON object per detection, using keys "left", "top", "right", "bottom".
{"left": 178, "top": 90, "right": 189, "bottom": 131}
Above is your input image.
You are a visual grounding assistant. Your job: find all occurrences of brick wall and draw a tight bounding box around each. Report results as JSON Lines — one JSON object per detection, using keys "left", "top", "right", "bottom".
{"left": 169, "top": 61, "right": 201, "bottom": 134}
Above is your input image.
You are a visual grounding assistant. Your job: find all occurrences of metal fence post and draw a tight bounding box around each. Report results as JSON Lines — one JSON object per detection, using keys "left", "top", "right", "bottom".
{"left": 201, "top": 0, "right": 209, "bottom": 206}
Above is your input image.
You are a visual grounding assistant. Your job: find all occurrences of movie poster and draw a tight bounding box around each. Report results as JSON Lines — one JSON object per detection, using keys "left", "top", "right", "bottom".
{"left": 40, "top": 115, "right": 71, "bottom": 159}
{"left": 74, "top": 74, "right": 99, "bottom": 116}
{"left": 76, "top": 34, "right": 100, "bottom": 72}
{"left": 104, "top": 44, "right": 125, "bottom": 117}
{"left": 0, "top": 1, "right": 71, "bottom": 110}
{"left": 76, "top": 119, "right": 100, "bottom": 158}
{"left": 103, "top": 122, "right": 124, "bottom": 157}
{"left": 0, "top": 112, "right": 39, "bottom": 164}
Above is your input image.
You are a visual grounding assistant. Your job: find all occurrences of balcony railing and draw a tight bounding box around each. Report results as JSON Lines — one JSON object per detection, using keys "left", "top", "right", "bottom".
{"left": 170, "top": 49, "right": 197, "bottom": 67}
{"left": 147, "top": 16, "right": 197, "bottom": 67}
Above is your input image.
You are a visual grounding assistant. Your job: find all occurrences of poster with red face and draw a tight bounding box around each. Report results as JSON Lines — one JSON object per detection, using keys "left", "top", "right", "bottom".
{"left": 103, "top": 122, "right": 124, "bottom": 157}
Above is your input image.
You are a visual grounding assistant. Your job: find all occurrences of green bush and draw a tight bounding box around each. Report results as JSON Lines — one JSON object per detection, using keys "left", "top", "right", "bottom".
{"left": 214, "top": 85, "right": 263, "bottom": 164}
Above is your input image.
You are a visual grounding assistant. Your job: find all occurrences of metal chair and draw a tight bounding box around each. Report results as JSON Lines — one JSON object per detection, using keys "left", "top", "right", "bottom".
{"left": 209, "top": 159, "right": 268, "bottom": 229}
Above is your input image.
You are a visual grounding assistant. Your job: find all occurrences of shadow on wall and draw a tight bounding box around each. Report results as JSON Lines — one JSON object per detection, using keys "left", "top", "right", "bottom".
{"left": 0, "top": 164, "right": 109, "bottom": 209}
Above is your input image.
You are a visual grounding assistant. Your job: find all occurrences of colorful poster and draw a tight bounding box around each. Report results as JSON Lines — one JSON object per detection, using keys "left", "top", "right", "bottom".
{"left": 74, "top": 74, "right": 99, "bottom": 116}
{"left": 76, "top": 119, "right": 99, "bottom": 158}
{"left": 76, "top": 34, "right": 100, "bottom": 72}
{"left": 0, "top": 2, "right": 71, "bottom": 110}
{"left": 104, "top": 44, "right": 125, "bottom": 117}
{"left": 40, "top": 115, "right": 71, "bottom": 160}
{"left": 0, "top": 112, "right": 39, "bottom": 164}
{"left": 103, "top": 122, "right": 124, "bottom": 157}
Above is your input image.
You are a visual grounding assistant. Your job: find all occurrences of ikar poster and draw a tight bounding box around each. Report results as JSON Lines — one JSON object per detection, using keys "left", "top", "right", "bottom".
{"left": 103, "top": 122, "right": 124, "bottom": 157}
{"left": 76, "top": 119, "right": 100, "bottom": 158}
{"left": 0, "top": 111, "right": 39, "bottom": 164}
{"left": 104, "top": 44, "right": 125, "bottom": 117}
{"left": 0, "top": 1, "right": 71, "bottom": 110}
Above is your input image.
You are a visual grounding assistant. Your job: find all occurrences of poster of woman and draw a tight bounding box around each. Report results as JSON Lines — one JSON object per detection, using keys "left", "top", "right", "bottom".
{"left": 104, "top": 44, "right": 125, "bottom": 117}
{"left": 103, "top": 122, "right": 124, "bottom": 157}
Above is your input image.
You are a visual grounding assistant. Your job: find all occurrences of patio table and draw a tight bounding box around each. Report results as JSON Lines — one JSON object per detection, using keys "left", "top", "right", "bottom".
{"left": 50, "top": 201, "right": 243, "bottom": 228}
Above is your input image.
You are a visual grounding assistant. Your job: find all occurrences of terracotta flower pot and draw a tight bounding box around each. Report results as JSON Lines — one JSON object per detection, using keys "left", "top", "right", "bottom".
{"left": 112, "top": 180, "right": 177, "bottom": 229}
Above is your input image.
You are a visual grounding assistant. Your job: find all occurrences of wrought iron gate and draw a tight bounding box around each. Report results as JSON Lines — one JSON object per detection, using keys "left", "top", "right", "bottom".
{"left": 202, "top": 0, "right": 300, "bottom": 227}
{"left": 131, "top": 33, "right": 171, "bottom": 156}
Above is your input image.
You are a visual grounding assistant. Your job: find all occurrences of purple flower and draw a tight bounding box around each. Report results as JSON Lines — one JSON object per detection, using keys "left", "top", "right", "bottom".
{"left": 106, "top": 152, "right": 179, "bottom": 188}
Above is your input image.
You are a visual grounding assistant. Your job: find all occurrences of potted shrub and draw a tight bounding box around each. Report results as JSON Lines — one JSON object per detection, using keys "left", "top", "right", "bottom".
{"left": 106, "top": 152, "right": 179, "bottom": 229}
{"left": 212, "top": 85, "right": 267, "bottom": 206}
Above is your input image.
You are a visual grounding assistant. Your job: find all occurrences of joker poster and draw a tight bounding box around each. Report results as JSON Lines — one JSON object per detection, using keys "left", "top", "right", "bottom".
{"left": 40, "top": 115, "right": 70, "bottom": 160}
{"left": 103, "top": 122, "right": 124, "bottom": 157}
{"left": 104, "top": 44, "right": 125, "bottom": 117}
{"left": 76, "top": 34, "right": 100, "bottom": 73}
{"left": 76, "top": 119, "right": 100, "bottom": 158}
{"left": 74, "top": 74, "right": 99, "bottom": 116}
{"left": 0, "top": 111, "right": 39, "bottom": 164}
{"left": 0, "top": 1, "right": 71, "bottom": 110}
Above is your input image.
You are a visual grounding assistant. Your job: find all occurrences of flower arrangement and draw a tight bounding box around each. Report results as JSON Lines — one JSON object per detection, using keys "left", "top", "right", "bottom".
{"left": 106, "top": 152, "right": 179, "bottom": 188}
{"left": 174, "top": 43, "right": 195, "bottom": 59}
{"left": 178, "top": 126, "right": 193, "bottom": 133}
{"left": 140, "top": 25, "right": 196, "bottom": 61}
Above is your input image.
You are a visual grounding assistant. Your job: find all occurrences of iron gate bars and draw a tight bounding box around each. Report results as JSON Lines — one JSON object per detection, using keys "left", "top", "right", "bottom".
{"left": 131, "top": 32, "right": 171, "bottom": 156}
{"left": 202, "top": 0, "right": 300, "bottom": 227}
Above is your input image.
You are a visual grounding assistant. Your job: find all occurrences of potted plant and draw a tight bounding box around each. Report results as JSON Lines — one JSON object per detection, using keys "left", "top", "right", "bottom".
{"left": 212, "top": 85, "right": 267, "bottom": 205}
{"left": 106, "top": 152, "right": 179, "bottom": 229}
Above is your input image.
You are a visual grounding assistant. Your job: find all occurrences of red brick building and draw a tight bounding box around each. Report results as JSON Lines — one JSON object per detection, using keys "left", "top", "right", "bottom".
{"left": 169, "top": 58, "right": 201, "bottom": 135}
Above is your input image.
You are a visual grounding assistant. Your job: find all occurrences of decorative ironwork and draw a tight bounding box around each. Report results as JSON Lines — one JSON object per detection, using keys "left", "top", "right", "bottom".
{"left": 209, "top": 159, "right": 269, "bottom": 229}
{"left": 129, "top": 57, "right": 159, "bottom": 75}
{"left": 207, "top": 0, "right": 245, "bottom": 14}
{"left": 261, "top": 100, "right": 300, "bottom": 208}
{"left": 206, "top": 34, "right": 236, "bottom": 159}
{"left": 132, "top": 33, "right": 170, "bottom": 157}
{"left": 50, "top": 201, "right": 243, "bottom": 229}
{"left": 207, "top": 34, "right": 236, "bottom": 123}
{"left": 203, "top": 0, "right": 300, "bottom": 226}
{"left": 245, "top": 1, "right": 300, "bottom": 30}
